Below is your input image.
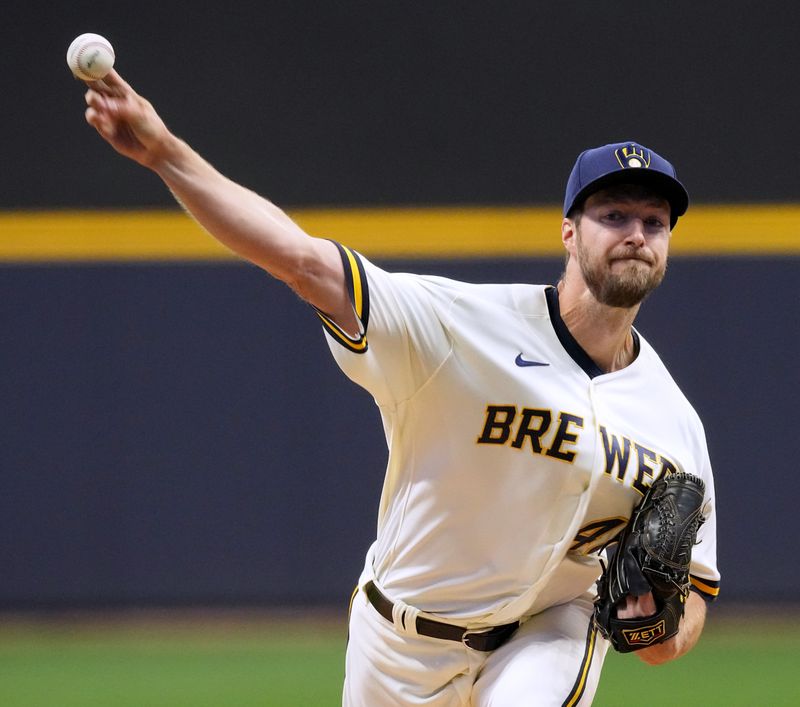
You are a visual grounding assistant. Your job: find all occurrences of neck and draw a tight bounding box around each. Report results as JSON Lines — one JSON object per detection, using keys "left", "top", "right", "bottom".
{"left": 556, "top": 278, "right": 640, "bottom": 373}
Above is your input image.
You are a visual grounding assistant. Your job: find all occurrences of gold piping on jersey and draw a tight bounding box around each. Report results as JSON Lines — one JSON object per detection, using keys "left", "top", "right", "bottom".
{"left": 316, "top": 242, "right": 370, "bottom": 353}
{"left": 348, "top": 584, "right": 360, "bottom": 618}
{"left": 562, "top": 621, "right": 598, "bottom": 707}
{"left": 345, "top": 584, "right": 361, "bottom": 648}
{"left": 689, "top": 574, "right": 720, "bottom": 601}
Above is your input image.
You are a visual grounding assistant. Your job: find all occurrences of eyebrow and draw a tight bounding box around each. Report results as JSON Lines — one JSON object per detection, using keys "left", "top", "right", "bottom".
{"left": 590, "top": 194, "right": 669, "bottom": 209}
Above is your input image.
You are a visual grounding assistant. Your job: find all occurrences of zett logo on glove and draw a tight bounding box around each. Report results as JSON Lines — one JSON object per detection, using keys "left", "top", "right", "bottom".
{"left": 621, "top": 620, "right": 666, "bottom": 647}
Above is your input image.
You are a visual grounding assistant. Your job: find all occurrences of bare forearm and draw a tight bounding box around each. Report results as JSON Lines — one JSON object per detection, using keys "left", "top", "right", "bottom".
{"left": 152, "top": 136, "right": 313, "bottom": 280}
{"left": 151, "top": 141, "right": 352, "bottom": 325}
{"left": 637, "top": 592, "right": 707, "bottom": 665}
{"left": 84, "top": 71, "right": 352, "bottom": 326}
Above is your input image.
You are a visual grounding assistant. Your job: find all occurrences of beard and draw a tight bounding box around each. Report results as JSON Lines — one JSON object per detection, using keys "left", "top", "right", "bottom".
{"left": 576, "top": 234, "right": 667, "bottom": 308}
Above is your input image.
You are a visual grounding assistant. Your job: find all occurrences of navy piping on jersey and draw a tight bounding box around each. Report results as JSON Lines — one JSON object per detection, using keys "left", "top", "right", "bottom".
{"left": 545, "top": 286, "right": 640, "bottom": 379}
{"left": 316, "top": 242, "right": 370, "bottom": 354}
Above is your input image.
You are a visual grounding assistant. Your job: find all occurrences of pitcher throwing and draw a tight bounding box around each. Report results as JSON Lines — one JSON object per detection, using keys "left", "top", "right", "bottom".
{"left": 81, "top": 67, "right": 720, "bottom": 706}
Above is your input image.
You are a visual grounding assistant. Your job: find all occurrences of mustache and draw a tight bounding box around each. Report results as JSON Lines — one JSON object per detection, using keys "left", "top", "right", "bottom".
{"left": 610, "top": 249, "right": 654, "bottom": 265}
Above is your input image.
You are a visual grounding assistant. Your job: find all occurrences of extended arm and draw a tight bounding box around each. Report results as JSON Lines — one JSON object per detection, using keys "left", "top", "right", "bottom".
{"left": 83, "top": 70, "right": 356, "bottom": 333}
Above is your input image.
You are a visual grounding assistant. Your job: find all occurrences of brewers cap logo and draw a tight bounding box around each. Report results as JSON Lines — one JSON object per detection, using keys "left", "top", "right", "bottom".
{"left": 614, "top": 144, "right": 652, "bottom": 169}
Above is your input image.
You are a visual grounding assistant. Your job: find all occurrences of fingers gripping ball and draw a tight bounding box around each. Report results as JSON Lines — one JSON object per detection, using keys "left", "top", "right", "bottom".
{"left": 67, "top": 33, "right": 115, "bottom": 81}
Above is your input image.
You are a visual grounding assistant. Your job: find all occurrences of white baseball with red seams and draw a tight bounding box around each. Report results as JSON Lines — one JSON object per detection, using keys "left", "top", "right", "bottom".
{"left": 66, "top": 33, "right": 115, "bottom": 81}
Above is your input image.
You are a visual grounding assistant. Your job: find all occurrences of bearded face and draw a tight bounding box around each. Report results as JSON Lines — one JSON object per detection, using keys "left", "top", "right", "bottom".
{"left": 566, "top": 186, "right": 671, "bottom": 308}
{"left": 575, "top": 223, "right": 668, "bottom": 308}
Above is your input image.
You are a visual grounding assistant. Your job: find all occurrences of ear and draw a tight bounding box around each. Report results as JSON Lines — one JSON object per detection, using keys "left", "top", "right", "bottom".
{"left": 561, "top": 218, "right": 578, "bottom": 257}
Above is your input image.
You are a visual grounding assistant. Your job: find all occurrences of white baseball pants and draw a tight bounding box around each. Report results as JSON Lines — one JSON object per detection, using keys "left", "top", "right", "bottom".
{"left": 343, "top": 588, "right": 609, "bottom": 706}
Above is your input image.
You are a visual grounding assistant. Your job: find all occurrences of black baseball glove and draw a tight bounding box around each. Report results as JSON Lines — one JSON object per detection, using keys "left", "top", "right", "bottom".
{"left": 593, "top": 471, "right": 706, "bottom": 653}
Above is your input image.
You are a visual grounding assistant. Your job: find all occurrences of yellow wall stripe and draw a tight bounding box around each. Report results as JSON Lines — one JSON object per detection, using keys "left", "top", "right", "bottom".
{"left": 1, "top": 205, "right": 799, "bottom": 261}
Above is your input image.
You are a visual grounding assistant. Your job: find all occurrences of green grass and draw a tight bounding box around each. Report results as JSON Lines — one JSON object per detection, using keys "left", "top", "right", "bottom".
{"left": 1, "top": 610, "right": 798, "bottom": 706}
{"left": 0, "top": 615, "right": 346, "bottom": 707}
{"left": 595, "top": 614, "right": 800, "bottom": 706}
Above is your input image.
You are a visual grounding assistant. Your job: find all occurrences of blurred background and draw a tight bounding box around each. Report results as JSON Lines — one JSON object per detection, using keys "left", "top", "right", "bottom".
{"left": 1, "top": 1, "right": 799, "bottom": 704}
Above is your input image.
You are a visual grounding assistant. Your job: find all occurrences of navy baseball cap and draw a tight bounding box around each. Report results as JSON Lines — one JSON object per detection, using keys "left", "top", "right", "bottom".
{"left": 563, "top": 141, "right": 689, "bottom": 228}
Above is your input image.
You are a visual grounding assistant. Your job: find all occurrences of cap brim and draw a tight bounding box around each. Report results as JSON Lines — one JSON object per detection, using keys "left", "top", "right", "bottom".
{"left": 569, "top": 169, "right": 689, "bottom": 229}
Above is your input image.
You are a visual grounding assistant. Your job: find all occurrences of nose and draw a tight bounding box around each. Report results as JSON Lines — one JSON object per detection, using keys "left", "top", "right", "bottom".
{"left": 624, "top": 220, "right": 646, "bottom": 247}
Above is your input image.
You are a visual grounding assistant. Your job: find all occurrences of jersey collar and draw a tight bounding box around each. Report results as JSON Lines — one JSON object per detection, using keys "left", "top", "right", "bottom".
{"left": 544, "top": 286, "right": 640, "bottom": 379}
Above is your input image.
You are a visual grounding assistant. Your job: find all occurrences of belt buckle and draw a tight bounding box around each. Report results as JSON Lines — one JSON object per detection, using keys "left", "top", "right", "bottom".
{"left": 461, "top": 628, "right": 491, "bottom": 651}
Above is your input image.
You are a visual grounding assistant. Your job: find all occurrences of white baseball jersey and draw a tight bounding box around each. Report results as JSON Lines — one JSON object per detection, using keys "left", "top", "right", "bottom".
{"left": 318, "top": 243, "right": 720, "bottom": 628}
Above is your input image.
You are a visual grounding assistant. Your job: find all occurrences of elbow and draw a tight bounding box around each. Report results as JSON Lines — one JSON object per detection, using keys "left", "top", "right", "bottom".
{"left": 252, "top": 238, "right": 320, "bottom": 298}
{"left": 282, "top": 256, "right": 320, "bottom": 302}
{"left": 279, "top": 242, "right": 332, "bottom": 304}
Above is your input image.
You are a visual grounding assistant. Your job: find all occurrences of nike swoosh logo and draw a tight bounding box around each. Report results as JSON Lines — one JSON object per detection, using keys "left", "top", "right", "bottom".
{"left": 515, "top": 353, "right": 550, "bottom": 367}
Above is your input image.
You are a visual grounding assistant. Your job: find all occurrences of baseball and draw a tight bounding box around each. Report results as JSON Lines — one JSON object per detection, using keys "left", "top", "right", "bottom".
{"left": 66, "top": 33, "right": 115, "bottom": 81}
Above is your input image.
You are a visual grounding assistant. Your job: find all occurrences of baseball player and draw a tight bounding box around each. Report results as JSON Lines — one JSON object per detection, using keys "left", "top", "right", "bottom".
{"left": 83, "top": 70, "right": 720, "bottom": 706}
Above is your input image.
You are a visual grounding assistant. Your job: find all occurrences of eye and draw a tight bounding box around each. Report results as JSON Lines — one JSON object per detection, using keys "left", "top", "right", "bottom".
{"left": 644, "top": 216, "right": 667, "bottom": 229}
{"left": 604, "top": 211, "right": 624, "bottom": 222}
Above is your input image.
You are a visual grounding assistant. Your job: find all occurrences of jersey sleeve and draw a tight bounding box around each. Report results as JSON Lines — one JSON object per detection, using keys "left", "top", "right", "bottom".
{"left": 688, "top": 428, "right": 721, "bottom": 603}
{"left": 316, "top": 242, "right": 456, "bottom": 405}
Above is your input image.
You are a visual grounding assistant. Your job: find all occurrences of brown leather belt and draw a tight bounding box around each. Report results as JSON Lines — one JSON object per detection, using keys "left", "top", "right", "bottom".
{"left": 364, "top": 580, "right": 520, "bottom": 652}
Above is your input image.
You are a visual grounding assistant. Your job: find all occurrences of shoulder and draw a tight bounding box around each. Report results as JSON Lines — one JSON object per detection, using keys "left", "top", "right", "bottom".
{"left": 416, "top": 275, "right": 548, "bottom": 304}
{"left": 360, "top": 254, "right": 550, "bottom": 313}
